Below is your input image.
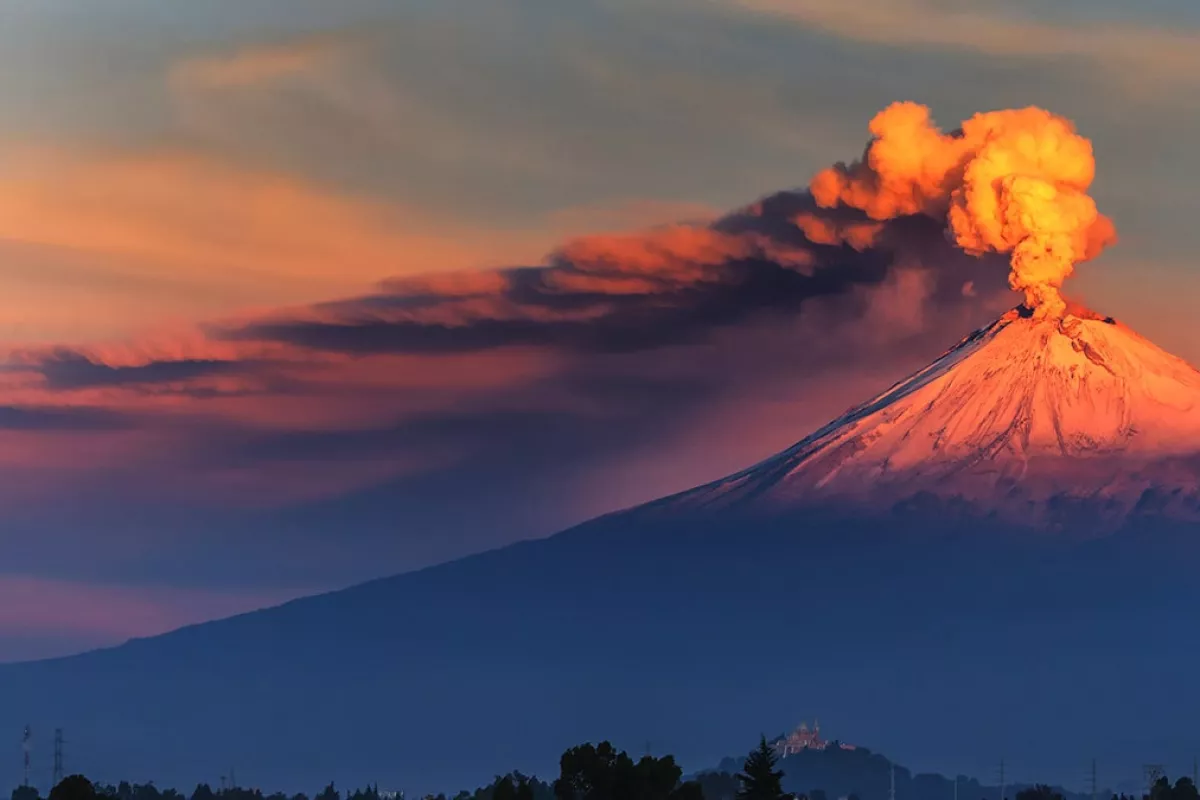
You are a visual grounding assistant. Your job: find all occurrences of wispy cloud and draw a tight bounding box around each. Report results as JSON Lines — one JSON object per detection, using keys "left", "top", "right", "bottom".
{"left": 728, "top": 0, "right": 1200, "bottom": 88}
{"left": 0, "top": 147, "right": 588, "bottom": 344}
{"left": 169, "top": 37, "right": 348, "bottom": 91}
{"left": 0, "top": 148, "right": 549, "bottom": 294}
{"left": 161, "top": 15, "right": 857, "bottom": 216}
{"left": 0, "top": 134, "right": 725, "bottom": 345}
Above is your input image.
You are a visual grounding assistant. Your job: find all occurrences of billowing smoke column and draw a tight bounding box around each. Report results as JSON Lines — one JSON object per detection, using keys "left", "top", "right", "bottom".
{"left": 811, "top": 102, "right": 1118, "bottom": 319}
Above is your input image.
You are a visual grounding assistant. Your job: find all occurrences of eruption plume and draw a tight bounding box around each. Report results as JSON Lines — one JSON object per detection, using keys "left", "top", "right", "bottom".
{"left": 811, "top": 102, "right": 1117, "bottom": 319}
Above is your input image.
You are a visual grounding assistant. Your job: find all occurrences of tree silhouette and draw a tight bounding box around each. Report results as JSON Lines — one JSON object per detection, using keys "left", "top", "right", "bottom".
{"left": 494, "top": 778, "right": 518, "bottom": 800}
{"left": 555, "top": 742, "right": 627, "bottom": 800}
{"left": 50, "top": 777, "right": 97, "bottom": 800}
{"left": 514, "top": 776, "right": 535, "bottom": 800}
{"left": 554, "top": 741, "right": 702, "bottom": 800}
{"left": 693, "top": 772, "right": 739, "bottom": 800}
{"left": 1016, "top": 786, "right": 1064, "bottom": 800}
{"left": 1138, "top": 777, "right": 1200, "bottom": 800}
{"left": 1172, "top": 779, "right": 1200, "bottom": 800}
{"left": 736, "top": 738, "right": 788, "bottom": 800}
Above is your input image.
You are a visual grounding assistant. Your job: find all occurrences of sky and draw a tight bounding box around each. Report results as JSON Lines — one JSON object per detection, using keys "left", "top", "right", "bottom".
{"left": 1, "top": 0, "right": 1199, "bottom": 661}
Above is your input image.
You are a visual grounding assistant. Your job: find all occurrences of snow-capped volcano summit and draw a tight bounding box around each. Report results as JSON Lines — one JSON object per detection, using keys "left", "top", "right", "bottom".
{"left": 674, "top": 307, "right": 1200, "bottom": 524}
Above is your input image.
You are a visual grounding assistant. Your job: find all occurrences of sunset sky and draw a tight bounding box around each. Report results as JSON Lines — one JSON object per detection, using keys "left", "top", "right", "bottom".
{"left": 2, "top": 0, "right": 1200, "bottom": 661}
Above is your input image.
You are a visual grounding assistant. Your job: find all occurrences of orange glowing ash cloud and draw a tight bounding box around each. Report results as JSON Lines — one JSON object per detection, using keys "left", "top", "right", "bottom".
{"left": 811, "top": 102, "right": 1118, "bottom": 319}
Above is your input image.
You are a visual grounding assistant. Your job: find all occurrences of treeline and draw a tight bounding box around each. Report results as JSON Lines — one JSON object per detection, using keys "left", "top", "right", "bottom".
{"left": 11, "top": 740, "right": 1200, "bottom": 800}
{"left": 1006, "top": 780, "right": 1198, "bottom": 800}
{"left": 9, "top": 738, "right": 790, "bottom": 800}
{"left": 1117, "top": 777, "right": 1200, "bottom": 800}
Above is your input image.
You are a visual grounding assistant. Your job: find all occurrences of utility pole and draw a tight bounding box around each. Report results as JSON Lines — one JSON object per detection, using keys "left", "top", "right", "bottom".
{"left": 890, "top": 763, "right": 896, "bottom": 800}
{"left": 954, "top": 775, "right": 959, "bottom": 800}
{"left": 53, "top": 729, "right": 64, "bottom": 787}
{"left": 999, "top": 759, "right": 1006, "bottom": 800}
{"left": 22, "top": 725, "right": 32, "bottom": 788}
{"left": 1090, "top": 759, "right": 1097, "bottom": 800}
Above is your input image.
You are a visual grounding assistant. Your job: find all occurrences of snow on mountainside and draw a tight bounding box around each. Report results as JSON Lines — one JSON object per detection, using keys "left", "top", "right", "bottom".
{"left": 671, "top": 306, "right": 1200, "bottom": 524}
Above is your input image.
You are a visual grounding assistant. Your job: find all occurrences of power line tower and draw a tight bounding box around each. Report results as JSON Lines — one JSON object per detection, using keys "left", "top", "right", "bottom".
{"left": 22, "top": 725, "right": 32, "bottom": 788}
{"left": 53, "top": 729, "right": 65, "bottom": 786}
{"left": 1089, "top": 759, "right": 1097, "bottom": 800}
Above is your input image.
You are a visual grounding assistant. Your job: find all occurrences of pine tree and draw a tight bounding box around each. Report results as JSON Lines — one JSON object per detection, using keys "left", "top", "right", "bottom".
{"left": 736, "top": 737, "right": 788, "bottom": 800}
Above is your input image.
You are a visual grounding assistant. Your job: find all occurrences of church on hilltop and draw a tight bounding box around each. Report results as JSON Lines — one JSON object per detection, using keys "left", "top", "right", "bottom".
{"left": 771, "top": 720, "right": 857, "bottom": 757}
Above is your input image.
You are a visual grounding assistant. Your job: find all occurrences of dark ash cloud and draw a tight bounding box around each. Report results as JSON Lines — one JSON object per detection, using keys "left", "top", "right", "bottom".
{"left": 215, "top": 190, "right": 1010, "bottom": 357}
{"left": 35, "top": 352, "right": 240, "bottom": 391}
{"left": 0, "top": 405, "right": 130, "bottom": 431}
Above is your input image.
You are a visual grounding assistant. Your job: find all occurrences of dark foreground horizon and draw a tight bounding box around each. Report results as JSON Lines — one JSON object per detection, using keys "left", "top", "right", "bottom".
{"left": 10, "top": 734, "right": 1178, "bottom": 800}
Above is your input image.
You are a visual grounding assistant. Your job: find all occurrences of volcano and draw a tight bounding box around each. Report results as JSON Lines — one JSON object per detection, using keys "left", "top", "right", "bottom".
{"left": 2, "top": 307, "right": 1199, "bottom": 795}
{"left": 667, "top": 306, "right": 1200, "bottom": 525}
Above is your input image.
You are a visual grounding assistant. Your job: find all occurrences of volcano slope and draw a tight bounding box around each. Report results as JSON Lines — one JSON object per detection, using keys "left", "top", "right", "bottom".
{"left": 1, "top": 308, "right": 1199, "bottom": 794}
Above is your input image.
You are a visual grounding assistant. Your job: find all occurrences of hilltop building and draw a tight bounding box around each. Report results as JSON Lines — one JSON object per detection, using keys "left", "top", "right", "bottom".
{"left": 772, "top": 721, "right": 857, "bottom": 757}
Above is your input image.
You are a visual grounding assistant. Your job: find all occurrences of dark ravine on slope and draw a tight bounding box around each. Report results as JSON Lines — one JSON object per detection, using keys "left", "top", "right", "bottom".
{"left": 3, "top": 307, "right": 1200, "bottom": 795}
